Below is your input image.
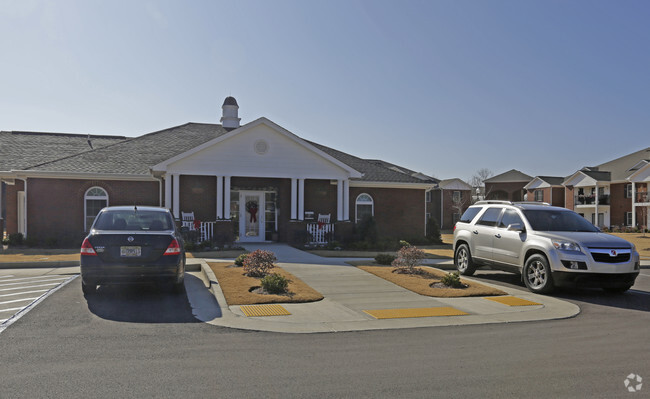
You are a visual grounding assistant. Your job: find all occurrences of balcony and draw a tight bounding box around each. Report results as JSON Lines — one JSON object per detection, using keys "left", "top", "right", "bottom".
{"left": 635, "top": 191, "right": 650, "bottom": 204}
{"left": 575, "top": 194, "right": 610, "bottom": 206}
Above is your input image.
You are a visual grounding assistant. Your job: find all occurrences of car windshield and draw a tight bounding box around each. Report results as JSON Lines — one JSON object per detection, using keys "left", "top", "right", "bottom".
{"left": 522, "top": 209, "right": 599, "bottom": 232}
{"left": 93, "top": 210, "right": 174, "bottom": 231}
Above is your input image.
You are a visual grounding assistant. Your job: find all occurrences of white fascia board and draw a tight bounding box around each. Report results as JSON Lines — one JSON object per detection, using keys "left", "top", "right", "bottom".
{"left": 627, "top": 163, "right": 650, "bottom": 182}
{"left": 151, "top": 117, "right": 363, "bottom": 178}
{"left": 563, "top": 171, "right": 598, "bottom": 187}
{"left": 524, "top": 177, "right": 550, "bottom": 190}
{"left": 347, "top": 181, "right": 435, "bottom": 190}
{"left": 3, "top": 170, "right": 156, "bottom": 181}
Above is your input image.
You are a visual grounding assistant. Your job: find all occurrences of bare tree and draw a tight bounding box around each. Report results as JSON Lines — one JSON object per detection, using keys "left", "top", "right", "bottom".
{"left": 467, "top": 168, "right": 494, "bottom": 203}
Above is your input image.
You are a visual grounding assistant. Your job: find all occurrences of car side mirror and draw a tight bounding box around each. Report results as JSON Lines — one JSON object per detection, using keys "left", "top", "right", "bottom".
{"left": 507, "top": 223, "right": 525, "bottom": 233}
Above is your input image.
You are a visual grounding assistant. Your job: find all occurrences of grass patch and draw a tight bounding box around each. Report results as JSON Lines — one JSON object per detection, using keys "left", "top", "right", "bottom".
{"left": 354, "top": 263, "right": 506, "bottom": 298}
{"left": 307, "top": 249, "right": 449, "bottom": 259}
{"left": 0, "top": 249, "right": 80, "bottom": 263}
{"left": 208, "top": 262, "right": 323, "bottom": 305}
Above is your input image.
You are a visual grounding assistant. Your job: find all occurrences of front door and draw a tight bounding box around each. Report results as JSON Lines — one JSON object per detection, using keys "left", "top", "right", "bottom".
{"left": 239, "top": 191, "right": 265, "bottom": 242}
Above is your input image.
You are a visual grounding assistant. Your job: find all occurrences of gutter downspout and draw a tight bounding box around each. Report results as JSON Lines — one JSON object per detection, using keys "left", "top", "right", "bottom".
{"left": 18, "top": 178, "right": 27, "bottom": 237}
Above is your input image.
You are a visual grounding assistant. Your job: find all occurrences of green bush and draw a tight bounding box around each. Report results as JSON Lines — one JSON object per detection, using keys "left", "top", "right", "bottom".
{"left": 260, "top": 273, "right": 290, "bottom": 294}
{"left": 426, "top": 217, "right": 442, "bottom": 243}
{"left": 45, "top": 237, "right": 58, "bottom": 248}
{"left": 355, "top": 216, "right": 378, "bottom": 244}
{"left": 441, "top": 272, "right": 463, "bottom": 288}
{"left": 399, "top": 240, "right": 411, "bottom": 248}
{"left": 375, "top": 253, "right": 396, "bottom": 265}
{"left": 25, "top": 236, "right": 39, "bottom": 248}
{"left": 234, "top": 253, "right": 249, "bottom": 267}
{"left": 8, "top": 233, "right": 23, "bottom": 246}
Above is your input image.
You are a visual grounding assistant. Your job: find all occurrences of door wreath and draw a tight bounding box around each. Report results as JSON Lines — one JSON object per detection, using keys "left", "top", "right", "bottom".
{"left": 246, "top": 200, "right": 259, "bottom": 223}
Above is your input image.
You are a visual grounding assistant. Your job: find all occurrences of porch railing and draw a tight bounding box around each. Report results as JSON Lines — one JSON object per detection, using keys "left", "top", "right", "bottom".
{"left": 575, "top": 194, "right": 610, "bottom": 206}
{"left": 307, "top": 223, "right": 334, "bottom": 244}
{"left": 635, "top": 191, "right": 650, "bottom": 204}
{"left": 181, "top": 221, "right": 215, "bottom": 242}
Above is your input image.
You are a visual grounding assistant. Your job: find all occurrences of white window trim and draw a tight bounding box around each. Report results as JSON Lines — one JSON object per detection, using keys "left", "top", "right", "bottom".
{"left": 355, "top": 193, "right": 374, "bottom": 223}
{"left": 84, "top": 186, "right": 108, "bottom": 231}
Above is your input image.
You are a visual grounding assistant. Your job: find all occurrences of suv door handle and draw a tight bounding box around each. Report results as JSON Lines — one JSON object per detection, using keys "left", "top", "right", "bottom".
{"left": 473, "top": 230, "right": 478, "bottom": 234}
{"left": 494, "top": 233, "right": 501, "bottom": 238}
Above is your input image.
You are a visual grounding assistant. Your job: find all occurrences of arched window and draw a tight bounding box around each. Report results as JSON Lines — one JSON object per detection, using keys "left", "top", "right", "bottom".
{"left": 355, "top": 193, "right": 374, "bottom": 223}
{"left": 85, "top": 187, "right": 108, "bottom": 231}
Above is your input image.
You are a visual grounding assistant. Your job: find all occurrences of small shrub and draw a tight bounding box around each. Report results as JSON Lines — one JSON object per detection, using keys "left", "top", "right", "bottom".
{"left": 375, "top": 253, "right": 396, "bottom": 265}
{"left": 441, "top": 272, "right": 463, "bottom": 288}
{"left": 184, "top": 241, "right": 196, "bottom": 252}
{"left": 355, "top": 216, "right": 378, "bottom": 244}
{"left": 234, "top": 253, "right": 249, "bottom": 267}
{"left": 392, "top": 245, "right": 425, "bottom": 274}
{"left": 399, "top": 240, "right": 411, "bottom": 248}
{"left": 8, "top": 233, "right": 23, "bottom": 247}
{"left": 426, "top": 217, "right": 442, "bottom": 243}
{"left": 243, "top": 249, "right": 277, "bottom": 277}
{"left": 45, "top": 237, "right": 58, "bottom": 248}
{"left": 2, "top": 238, "right": 9, "bottom": 246}
{"left": 260, "top": 273, "right": 290, "bottom": 294}
{"left": 326, "top": 240, "right": 342, "bottom": 250}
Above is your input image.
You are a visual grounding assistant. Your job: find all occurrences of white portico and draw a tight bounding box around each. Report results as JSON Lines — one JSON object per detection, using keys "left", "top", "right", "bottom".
{"left": 152, "top": 116, "right": 361, "bottom": 241}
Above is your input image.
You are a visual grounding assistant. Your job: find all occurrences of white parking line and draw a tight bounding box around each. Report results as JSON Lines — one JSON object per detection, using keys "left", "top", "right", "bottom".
{"left": 0, "top": 297, "right": 40, "bottom": 306}
{"left": 0, "top": 275, "right": 78, "bottom": 335}
{"left": 0, "top": 277, "right": 70, "bottom": 287}
{"left": 0, "top": 283, "right": 64, "bottom": 292}
{"left": 0, "top": 306, "right": 27, "bottom": 313}
{"left": 0, "top": 275, "right": 67, "bottom": 283}
{"left": 0, "top": 289, "right": 50, "bottom": 298}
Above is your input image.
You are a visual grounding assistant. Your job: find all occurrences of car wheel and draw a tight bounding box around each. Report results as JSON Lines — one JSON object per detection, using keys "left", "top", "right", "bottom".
{"left": 455, "top": 243, "right": 476, "bottom": 276}
{"left": 82, "top": 281, "right": 96, "bottom": 296}
{"left": 523, "top": 254, "right": 554, "bottom": 294}
{"left": 602, "top": 285, "right": 632, "bottom": 294}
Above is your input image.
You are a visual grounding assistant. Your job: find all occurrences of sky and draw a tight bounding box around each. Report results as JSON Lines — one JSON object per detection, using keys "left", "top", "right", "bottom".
{"left": 1, "top": 0, "right": 649, "bottom": 182}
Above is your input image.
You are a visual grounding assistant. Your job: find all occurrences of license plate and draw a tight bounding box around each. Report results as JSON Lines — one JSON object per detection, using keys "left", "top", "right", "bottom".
{"left": 120, "top": 246, "right": 141, "bottom": 257}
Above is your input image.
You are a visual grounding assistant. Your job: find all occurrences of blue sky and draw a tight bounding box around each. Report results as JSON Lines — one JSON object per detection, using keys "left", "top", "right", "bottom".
{"left": 1, "top": 0, "right": 649, "bottom": 181}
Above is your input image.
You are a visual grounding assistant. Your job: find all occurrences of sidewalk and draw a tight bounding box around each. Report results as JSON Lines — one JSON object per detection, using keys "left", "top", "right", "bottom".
{"left": 194, "top": 244, "right": 581, "bottom": 333}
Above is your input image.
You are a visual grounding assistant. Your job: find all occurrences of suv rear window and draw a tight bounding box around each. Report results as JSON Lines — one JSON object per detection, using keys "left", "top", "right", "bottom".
{"left": 476, "top": 207, "right": 503, "bottom": 227}
{"left": 459, "top": 207, "right": 482, "bottom": 223}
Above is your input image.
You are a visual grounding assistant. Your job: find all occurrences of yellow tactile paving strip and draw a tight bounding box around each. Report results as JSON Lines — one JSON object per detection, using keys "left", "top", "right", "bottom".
{"left": 363, "top": 307, "right": 469, "bottom": 319}
{"left": 240, "top": 304, "right": 292, "bottom": 317}
{"left": 484, "top": 296, "right": 542, "bottom": 306}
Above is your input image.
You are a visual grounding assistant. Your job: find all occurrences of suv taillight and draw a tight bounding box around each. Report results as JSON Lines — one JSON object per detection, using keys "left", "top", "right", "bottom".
{"left": 80, "top": 238, "right": 97, "bottom": 256}
{"left": 164, "top": 239, "right": 181, "bottom": 255}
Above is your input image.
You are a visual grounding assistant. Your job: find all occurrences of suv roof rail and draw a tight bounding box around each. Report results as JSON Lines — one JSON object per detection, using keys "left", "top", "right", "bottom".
{"left": 513, "top": 201, "right": 551, "bottom": 206}
{"left": 474, "top": 200, "right": 513, "bottom": 205}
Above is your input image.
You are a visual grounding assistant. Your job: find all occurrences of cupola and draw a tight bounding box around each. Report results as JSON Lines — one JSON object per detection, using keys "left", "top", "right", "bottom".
{"left": 221, "top": 96, "right": 241, "bottom": 130}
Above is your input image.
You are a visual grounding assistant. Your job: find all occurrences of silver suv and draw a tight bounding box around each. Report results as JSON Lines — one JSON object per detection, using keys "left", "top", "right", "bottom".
{"left": 453, "top": 201, "right": 640, "bottom": 294}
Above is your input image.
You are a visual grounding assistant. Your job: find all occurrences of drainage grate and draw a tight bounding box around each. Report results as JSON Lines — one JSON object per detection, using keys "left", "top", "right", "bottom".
{"left": 240, "top": 304, "right": 291, "bottom": 317}
{"left": 484, "top": 296, "right": 542, "bottom": 306}
{"left": 363, "top": 307, "right": 469, "bottom": 319}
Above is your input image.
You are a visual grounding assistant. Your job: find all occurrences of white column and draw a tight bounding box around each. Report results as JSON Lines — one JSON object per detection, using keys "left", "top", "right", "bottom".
{"left": 216, "top": 176, "right": 223, "bottom": 219}
{"left": 291, "top": 178, "right": 297, "bottom": 220}
{"left": 298, "top": 178, "right": 305, "bottom": 221}
{"left": 164, "top": 174, "right": 172, "bottom": 211}
{"left": 172, "top": 174, "right": 180, "bottom": 219}
{"left": 337, "top": 179, "right": 344, "bottom": 221}
{"left": 224, "top": 176, "right": 231, "bottom": 219}
{"left": 594, "top": 185, "right": 599, "bottom": 227}
{"left": 343, "top": 179, "right": 350, "bottom": 221}
{"left": 632, "top": 182, "right": 636, "bottom": 227}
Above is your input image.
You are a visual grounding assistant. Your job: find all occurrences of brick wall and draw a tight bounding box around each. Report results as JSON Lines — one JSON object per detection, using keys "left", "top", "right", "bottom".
{"left": 486, "top": 182, "right": 527, "bottom": 201}
{"left": 349, "top": 187, "right": 425, "bottom": 240}
{"left": 180, "top": 175, "right": 216, "bottom": 221}
{"left": 26, "top": 178, "right": 159, "bottom": 247}
{"left": 610, "top": 182, "right": 632, "bottom": 227}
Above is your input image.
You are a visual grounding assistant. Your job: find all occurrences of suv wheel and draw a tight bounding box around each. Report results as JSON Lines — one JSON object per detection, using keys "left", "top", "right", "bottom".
{"left": 455, "top": 243, "right": 476, "bottom": 276}
{"left": 523, "top": 254, "right": 554, "bottom": 294}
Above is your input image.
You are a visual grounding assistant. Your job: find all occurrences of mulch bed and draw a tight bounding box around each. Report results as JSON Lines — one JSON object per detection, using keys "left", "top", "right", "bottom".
{"left": 356, "top": 264, "right": 507, "bottom": 298}
{"left": 208, "top": 262, "right": 323, "bottom": 305}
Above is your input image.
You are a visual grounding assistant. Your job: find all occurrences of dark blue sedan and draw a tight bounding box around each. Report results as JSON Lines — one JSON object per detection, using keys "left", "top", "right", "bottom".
{"left": 80, "top": 206, "right": 185, "bottom": 295}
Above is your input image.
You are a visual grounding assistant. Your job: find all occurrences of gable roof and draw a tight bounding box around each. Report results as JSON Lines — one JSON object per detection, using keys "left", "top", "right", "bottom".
{"left": 1, "top": 120, "right": 431, "bottom": 185}
{"left": 587, "top": 147, "right": 650, "bottom": 182}
{"left": 438, "top": 178, "right": 472, "bottom": 190}
{"left": 0, "top": 130, "right": 127, "bottom": 171}
{"left": 484, "top": 169, "right": 533, "bottom": 183}
{"left": 362, "top": 159, "right": 439, "bottom": 184}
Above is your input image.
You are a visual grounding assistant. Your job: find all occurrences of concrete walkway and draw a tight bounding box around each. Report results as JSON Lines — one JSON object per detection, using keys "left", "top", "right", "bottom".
{"left": 196, "top": 243, "right": 581, "bottom": 333}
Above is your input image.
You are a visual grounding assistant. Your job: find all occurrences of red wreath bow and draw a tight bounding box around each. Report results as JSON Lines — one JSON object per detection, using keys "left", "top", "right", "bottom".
{"left": 193, "top": 219, "right": 201, "bottom": 229}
